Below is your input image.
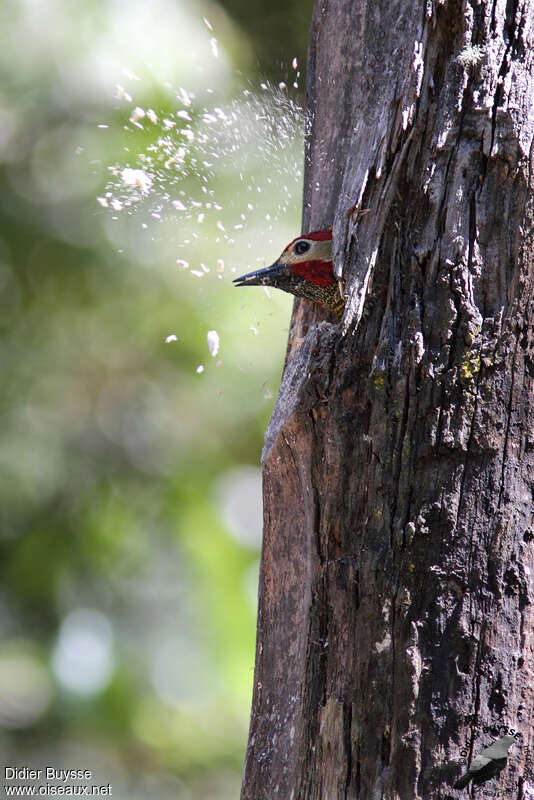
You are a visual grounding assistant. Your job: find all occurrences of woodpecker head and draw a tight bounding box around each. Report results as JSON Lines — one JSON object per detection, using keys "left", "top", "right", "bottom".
{"left": 233, "top": 228, "right": 343, "bottom": 316}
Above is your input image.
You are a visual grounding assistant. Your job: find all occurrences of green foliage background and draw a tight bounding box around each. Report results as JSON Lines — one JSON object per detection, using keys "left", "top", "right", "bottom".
{"left": 0, "top": 0, "right": 311, "bottom": 796}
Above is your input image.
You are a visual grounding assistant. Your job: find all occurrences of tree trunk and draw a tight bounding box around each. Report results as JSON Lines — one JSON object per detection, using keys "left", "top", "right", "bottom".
{"left": 241, "top": 1, "right": 534, "bottom": 798}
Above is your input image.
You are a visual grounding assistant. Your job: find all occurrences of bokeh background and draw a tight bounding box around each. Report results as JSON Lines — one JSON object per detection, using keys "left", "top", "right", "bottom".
{"left": 0, "top": 0, "right": 312, "bottom": 797}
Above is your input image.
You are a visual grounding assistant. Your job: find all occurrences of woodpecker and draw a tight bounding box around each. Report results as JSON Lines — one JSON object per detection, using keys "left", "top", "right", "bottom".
{"left": 233, "top": 228, "right": 344, "bottom": 316}
{"left": 453, "top": 734, "right": 517, "bottom": 790}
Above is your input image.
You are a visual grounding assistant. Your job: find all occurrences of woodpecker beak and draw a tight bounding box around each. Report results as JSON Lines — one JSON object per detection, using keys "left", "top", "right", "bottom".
{"left": 233, "top": 260, "right": 287, "bottom": 288}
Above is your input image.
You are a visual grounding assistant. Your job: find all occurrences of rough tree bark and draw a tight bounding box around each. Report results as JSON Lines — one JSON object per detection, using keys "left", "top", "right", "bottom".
{"left": 241, "top": 1, "right": 534, "bottom": 798}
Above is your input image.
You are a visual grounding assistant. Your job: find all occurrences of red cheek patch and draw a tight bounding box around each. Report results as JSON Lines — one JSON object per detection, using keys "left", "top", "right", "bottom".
{"left": 290, "top": 259, "right": 335, "bottom": 287}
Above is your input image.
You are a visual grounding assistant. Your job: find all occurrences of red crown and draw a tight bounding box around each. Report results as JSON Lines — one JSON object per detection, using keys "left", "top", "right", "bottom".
{"left": 286, "top": 228, "right": 332, "bottom": 249}
{"left": 305, "top": 228, "right": 333, "bottom": 241}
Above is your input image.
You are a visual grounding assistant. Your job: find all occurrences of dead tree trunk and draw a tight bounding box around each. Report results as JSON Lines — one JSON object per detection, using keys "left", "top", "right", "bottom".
{"left": 241, "top": 1, "right": 534, "bottom": 798}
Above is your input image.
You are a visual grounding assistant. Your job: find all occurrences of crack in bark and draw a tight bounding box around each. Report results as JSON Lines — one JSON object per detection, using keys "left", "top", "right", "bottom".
{"left": 343, "top": 700, "right": 353, "bottom": 795}
{"left": 497, "top": 334, "right": 520, "bottom": 509}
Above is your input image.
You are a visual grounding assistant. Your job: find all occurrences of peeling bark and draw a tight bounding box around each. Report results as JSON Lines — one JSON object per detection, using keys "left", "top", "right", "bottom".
{"left": 241, "top": 1, "right": 534, "bottom": 798}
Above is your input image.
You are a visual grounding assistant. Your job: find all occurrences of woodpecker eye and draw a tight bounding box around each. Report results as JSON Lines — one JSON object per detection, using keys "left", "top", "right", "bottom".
{"left": 294, "top": 240, "right": 311, "bottom": 255}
